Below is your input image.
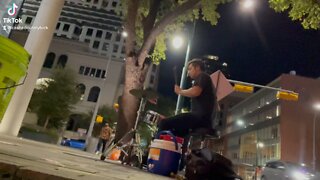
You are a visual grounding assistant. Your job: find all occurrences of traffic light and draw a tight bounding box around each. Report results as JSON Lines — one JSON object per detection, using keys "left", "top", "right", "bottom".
{"left": 276, "top": 91, "right": 299, "bottom": 101}
{"left": 96, "top": 115, "right": 103, "bottom": 123}
{"left": 233, "top": 84, "right": 254, "bottom": 93}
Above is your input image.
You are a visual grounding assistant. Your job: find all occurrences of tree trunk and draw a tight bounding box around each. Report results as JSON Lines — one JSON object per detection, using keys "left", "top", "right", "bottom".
{"left": 115, "top": 57, "right": 148, "bottom": 142}
{"left": 43, "top": 116, "right": 50, "bottom": 129}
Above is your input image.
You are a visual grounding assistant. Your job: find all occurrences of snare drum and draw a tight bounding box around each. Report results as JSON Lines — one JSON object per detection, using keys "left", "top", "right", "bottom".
{"left": 144, "top": 110, "right": 160, "bottom": 125}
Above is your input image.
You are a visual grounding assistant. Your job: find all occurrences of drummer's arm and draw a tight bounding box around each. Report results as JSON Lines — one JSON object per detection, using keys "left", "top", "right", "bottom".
{"left": 159, "top": 114, "right": 166, "bottom": 120}
{"left": 174, "top": 85, "right": 202, "bottom": 98}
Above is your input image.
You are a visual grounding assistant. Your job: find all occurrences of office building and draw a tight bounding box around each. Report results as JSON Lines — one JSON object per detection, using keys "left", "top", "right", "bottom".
{"left": 224, "top": 74, "right": 320, "bottom": 179}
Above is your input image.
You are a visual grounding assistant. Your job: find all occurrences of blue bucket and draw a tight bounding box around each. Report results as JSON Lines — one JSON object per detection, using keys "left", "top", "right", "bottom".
{"left": 147, "top": 131, "right": 182, "bottom": 176}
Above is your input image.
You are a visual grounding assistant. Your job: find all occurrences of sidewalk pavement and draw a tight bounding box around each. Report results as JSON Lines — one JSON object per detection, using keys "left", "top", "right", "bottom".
{"left": 0, "top": 134, "right": 172, "bottom": 180}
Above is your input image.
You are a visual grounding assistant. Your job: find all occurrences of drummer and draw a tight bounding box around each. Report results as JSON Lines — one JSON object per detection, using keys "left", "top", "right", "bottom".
{"left": 157, "top": 59, "right": 217, "bottom": 139}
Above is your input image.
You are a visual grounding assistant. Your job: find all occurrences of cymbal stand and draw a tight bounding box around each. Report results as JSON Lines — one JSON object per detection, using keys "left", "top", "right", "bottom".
{"left": 100, "top": 97, "right": 146, "bottom": 166}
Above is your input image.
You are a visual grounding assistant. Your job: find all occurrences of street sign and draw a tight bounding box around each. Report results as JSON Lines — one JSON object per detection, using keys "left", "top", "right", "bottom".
{"left": 210, "top": 70, "right": 234, "bottom": 101}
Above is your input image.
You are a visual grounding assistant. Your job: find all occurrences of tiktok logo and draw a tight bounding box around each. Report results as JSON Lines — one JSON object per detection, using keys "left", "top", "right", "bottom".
{"left": 8, "top": 3, "right": 18, "bottom": 16}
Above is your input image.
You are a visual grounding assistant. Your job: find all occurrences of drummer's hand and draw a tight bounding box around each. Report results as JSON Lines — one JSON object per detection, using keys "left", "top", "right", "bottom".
{"left": 174, "top": 85, "right": 182, "bottom": 95}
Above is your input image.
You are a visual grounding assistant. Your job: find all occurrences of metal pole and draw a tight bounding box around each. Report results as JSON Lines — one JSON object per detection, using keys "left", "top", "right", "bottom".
{"left": 175, "top": 22, "right": 196, "bottom": 115}
{"left": 255, "top": 134, "right": 259, "bottom": 180}
{"left": 313, "top": 112, "right": 318, "bottom": 171}
{"left": 85, "top": 34, "right": 115, "bottom": 149}
{"left": 228, "top": 79, "right": 298, "bottom": 95}
{"left": 175, "top": 42, "right": 190, "bottom": 115}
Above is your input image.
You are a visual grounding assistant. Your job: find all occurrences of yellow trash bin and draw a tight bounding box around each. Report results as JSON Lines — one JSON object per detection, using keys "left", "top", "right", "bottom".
{"left": 0, "top": 35, "right": 30, "bottom": 121}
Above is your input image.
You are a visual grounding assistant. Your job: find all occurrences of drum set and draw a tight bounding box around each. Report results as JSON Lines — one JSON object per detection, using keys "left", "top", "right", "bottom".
{"left": 144, "top": 110, "right": 160, "bottom": 126}
{"left": 100, "top": 88, "right": 161, "bottom": 166}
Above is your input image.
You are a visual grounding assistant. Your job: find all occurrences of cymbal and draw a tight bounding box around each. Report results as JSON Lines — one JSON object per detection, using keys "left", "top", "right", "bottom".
{"left": 129, "top": 88, "right": 158, "bottom": 99}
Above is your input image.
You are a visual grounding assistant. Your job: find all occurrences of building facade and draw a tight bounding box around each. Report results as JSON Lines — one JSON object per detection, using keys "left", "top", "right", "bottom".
{"left": 224, "top": 74, "right": 320, "bottom": 179}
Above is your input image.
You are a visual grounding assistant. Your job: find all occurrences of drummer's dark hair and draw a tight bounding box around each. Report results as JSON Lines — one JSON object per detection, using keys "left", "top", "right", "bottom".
{"left": 188, "top": 58, "right": 205, "bottom": 71}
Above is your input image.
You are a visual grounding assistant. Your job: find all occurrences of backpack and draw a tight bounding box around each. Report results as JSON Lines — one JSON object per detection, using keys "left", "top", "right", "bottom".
{"left": 185, "top": 148, "right": 242, "bottom": 180}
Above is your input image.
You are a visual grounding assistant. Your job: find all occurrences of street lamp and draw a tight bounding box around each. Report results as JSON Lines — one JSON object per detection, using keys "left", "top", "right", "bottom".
{"left": 121, "top": 31, "right": 128, "bottom": 38}
{"left": 239, "top": 0, "right": 256, "bottom": 13}
{"left": 85, "top": 29, "right": 127, "bottom": 150}
{"left": 172, "top": 22, "right": 196, "bottom": 115}
{"left": 172, "top": 36, "right": 184, "bottom": 49}
{"left": 236, "top": 119, "right": 245, "bottom": 126}
{"left": 312, "top": 103, "right": 320, "bottom": 170}
{"left": 242, "top": 0, "right": 254, "bottom": 9}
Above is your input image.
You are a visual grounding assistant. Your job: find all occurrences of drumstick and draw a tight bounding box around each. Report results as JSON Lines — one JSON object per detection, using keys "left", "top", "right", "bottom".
{"left": 173, "top": 66, "right": 178, "bottom": 85}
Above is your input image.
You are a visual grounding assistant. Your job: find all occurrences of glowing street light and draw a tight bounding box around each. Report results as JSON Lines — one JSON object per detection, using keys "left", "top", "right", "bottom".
{"left": 257, "top": 142, "right": 264, "bottom": 148}
{"left": 121, "top": 31, "right": 128, "bottom": 38}
{"left": 172, "top": 35, "right": 184, "bottom": 49}
{"left": 236, "top": 120, "right": 245, "bottom": 126}
{"left": 242, "top": 0, "right": 255, "bottom": 9}
{"left": 314, "top": 103, "right": 320, "bottom": 111}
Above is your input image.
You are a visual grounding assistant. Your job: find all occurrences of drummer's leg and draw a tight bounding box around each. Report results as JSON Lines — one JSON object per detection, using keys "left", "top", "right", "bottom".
{"left": 157, "top": 113, "right": 196, "bottom": 137}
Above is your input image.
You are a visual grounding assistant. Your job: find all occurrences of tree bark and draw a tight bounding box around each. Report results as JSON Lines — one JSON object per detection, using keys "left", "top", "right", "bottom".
{"left": 115, "top": 57, "right": 148, "bottom": 142}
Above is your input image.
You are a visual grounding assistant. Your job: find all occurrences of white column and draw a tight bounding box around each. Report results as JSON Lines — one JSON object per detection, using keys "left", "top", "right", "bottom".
{"left": 0, "top": 0, "right": 65, "bottom": 136}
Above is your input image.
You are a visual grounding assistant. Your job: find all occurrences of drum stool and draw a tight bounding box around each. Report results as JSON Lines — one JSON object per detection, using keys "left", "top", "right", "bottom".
{"left": 187, "top": 128, "right": 220, "bottom": 149}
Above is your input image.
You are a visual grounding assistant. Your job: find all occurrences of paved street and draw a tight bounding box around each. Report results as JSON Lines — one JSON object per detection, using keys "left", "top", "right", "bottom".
{"left": 0, "top": 134, "right": 171, "bottom": 180}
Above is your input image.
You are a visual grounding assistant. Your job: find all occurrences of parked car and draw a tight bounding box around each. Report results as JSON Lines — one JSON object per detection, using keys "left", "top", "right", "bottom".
{"left": 61, "top": 138, "right": 86, "bottom": 150}
{"left": 261, "top": 160, "right": 318, "bottom": 180}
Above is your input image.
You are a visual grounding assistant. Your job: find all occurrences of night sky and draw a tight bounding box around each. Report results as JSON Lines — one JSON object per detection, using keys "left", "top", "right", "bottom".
{"left": 158, "top": 0, "right": 320, "bottom": 99}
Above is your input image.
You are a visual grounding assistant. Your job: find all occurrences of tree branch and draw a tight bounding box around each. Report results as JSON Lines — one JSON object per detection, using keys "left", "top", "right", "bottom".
{"left": 138, "top": 0, "right": 201, "bottom": 65}
{"left": 125, "top": 0, "right": 140, "bottom": 57}
{"left": 142, "top": 0, "right": 162, "bottom": 40}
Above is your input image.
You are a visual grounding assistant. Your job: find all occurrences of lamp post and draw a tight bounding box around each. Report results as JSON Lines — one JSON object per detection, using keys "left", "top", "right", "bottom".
{"left": 85, "top": 29, "right": 126, "bottom": 150}
{"left": 173, "top": 22, "right": 196, "bottom": 115}
{"left": 312, "top": 103, "right": 320, "bottom": 170}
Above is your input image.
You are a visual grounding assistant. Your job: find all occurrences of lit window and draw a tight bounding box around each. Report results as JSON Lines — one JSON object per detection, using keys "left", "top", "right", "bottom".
{"left": 276, "top": 105, "right": 280, "bottom": 116}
